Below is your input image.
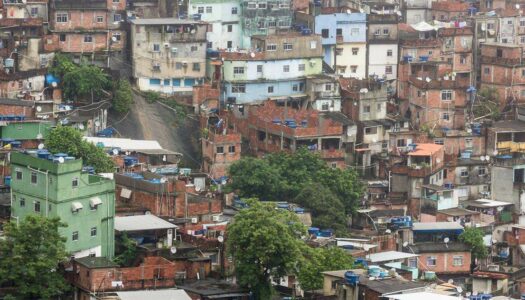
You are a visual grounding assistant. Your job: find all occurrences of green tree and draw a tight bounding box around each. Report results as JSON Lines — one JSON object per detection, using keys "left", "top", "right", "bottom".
{"left": 112, "top": 79, "right": 133, "bottom": 113}
{"left": 227, "top": 148, "right": 364, "bottom": 221}
{"left": 46, "top": 125, "right": 115, "bottom": 173}
{"left": 227, "top": 199, "right": 306, "bottom": 299}
{"left": 297, "top": 246, "right": 354, "bottom": 294}
{"left": 114, "top": 233, "right": 138, "bottom": 267}
{"left": 0, "top": 215, "right": 70, "bottom": 299}
{"left": 473, "top": 87, "right": 500, "bottom": 120}
{"left": 294, "top": 183, "right": 347, "bottom": 233}
{"left": 459, "top": 227, "right": 488, "bottom": 260}
{"left": 49, "top": 53, "right": 77, "bottom": 79}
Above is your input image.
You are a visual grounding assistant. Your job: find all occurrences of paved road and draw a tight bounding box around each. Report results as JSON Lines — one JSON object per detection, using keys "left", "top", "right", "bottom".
{"left": 108, "top": 91, "right": 201, "bottom": 168}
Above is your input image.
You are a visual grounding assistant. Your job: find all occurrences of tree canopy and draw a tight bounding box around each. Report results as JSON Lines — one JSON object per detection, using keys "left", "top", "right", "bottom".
{"left": 112, "top": 79, "right": 134, "bottom": 114}
{"left": 227, "top": 148, "right": 364, "bottom": 220}
{"left": 49, "top": 53, "right": 111, "bottom": 102}
{"left": 46, "top": 125, "right": 115, "bottom": 173}
{"left": 0, "top": 215, "right": 70, "bottom": 299}
{"left": 459, "top": 227, "right": 488, "bottom": 260}
{"left": 227, "top": 199, "right": 306, "bottom": 299}
{"left": 297, "top": 246, "right": 354, "bottom": 293}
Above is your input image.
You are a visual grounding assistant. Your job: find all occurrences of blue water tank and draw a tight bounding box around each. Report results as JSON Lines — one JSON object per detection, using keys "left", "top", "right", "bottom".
{"left": 344, "top": 271, "right": 359, "bottom": 286}
{"left": 4, "top": 176, "right": 11, "bottom": 187}
{"left": 419, "top": 55, "right": 429, "bottom": 62}
{"left": 272, "top": 118, "right": 281, "bottom": 124}
{"left": 308, "top": 227, "right": 320, "bottom": 235}
{"left": 521, "top": 294, "right": 525, "bottom": 300}
{"left": 37, "top": 150, "right": 50, "bottom": 159}
{"left": 124, "top": 156, "right": 139, "bottom": 166}
{"left": 472, "top": 123, "right": 481, "bottom": 135}
{"left": 294, "top": 207, "right": 304, "bottom": 214}
{"left": 301, "top": 28, "right": 312, "bottom": 35}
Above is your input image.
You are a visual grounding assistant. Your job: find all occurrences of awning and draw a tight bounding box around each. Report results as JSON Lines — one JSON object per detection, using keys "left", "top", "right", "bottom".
{"left": 90, "top": 197, "right": 102, "bottom": 208}
{"left": 115, "top": 215, "right": 178, "bottom": 232}
{"left": 71, "top": 202, "right": 83, "bottom": 212}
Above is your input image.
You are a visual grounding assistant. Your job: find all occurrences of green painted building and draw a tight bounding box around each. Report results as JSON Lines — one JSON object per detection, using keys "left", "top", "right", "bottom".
{"left": 10, "top": 152, "right": 115, "bottom": 258}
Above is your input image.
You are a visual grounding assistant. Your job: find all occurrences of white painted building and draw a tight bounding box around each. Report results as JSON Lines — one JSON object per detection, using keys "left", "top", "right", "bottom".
{"left": 368, "top": 44, "right": 398, "bottom": 81}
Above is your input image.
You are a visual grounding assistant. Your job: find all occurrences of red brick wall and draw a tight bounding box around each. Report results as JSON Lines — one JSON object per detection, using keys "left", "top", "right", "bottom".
{"left": 418, "top": 251, "right": 471, "bottom": 274}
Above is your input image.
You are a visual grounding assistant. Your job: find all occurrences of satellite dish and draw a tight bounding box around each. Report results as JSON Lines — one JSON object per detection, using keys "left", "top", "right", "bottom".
{"left": 94, "top": 120, "right": 101, "bottom": 127}
{"left": 359, "top": 88, "right": 369, "bottom": 94}
{"left": 497, "top": 206, "right": 504, "bottom": 212}
{"left": 195, "top": 185, "right": 202, "bottom": 192}
{"left": 218, "top": 235, "right": 224, "bottom": 243}
{"left": 480, "top": 156, "right": 486, "bottom": 161}
{"left": 162, "top": 155, "right": 167, "bottom": 162}
{"left": 493, "top": 150, "right": 498, "bottom": 156}
{"left": 346, "top": 9, "right": 351, "bottom": 14}
{"left": 250, "top": 52, "right": 255, "bottom": 58}
{"left": 425, "top": 77, "right": 431, "bottom": 83}
{"left": 492, "top": 239, "right": 497, "bottom": 244}
{"left": 150, "top": 167, "right": 157, "bottom": 173}
{"left": 160, "top": 177, "right": 167, "bottom": 183}
{"left": 78, "top": 124, "right": 85, "bottom": 130}
{"left": 36, "top": 106, "right": 42, "bottom": 112}
{"left": 516, "top": 3, "right": 520, "bottom": 9}
{"left": 111, "top": 36, "right": 117, "bottom": 42}
{"left": 448, "top": 279, "right": 454, "bottom": 284}
{"left": 466, "top": 292, "right": 471, "bottom": 297}
{"left": 112, "top": 149, "right": 119, "bottom": 155}
{"left": 466, "top": 128, "right": 472, "bottom": 133}
{"left": 444, "top": 237, "right": 450, "bottom": 243}
{"left": 36, "top": 133, "right": 43, "bottom": 139}
{"left": 457, "top": 287, "right": 463, "bottom": 293}
{"left": 51, "top": 81, "right": 58, "bottom": 88}
{"left": 436, "top": 158, "right": 441, "bottom": 163}
{"left": 170, "top": 246, "right": 177, "bottom": 254}
{"left": 385, "top": 229, "right": 391, "bottom": 234}
{"left": 403, "top": 241, "right": 409, "bottom": 247}
{"left": 58, "top": 157, "right": 65, "bottom": 163}
{"left": 38, "top": 143, "right": 44, "bottom": 149}
{"left": 473, "top": 292, "right": 478, "bottom": 296}
{"left": 485, "top": 155, "right": 490, "bottom": 161}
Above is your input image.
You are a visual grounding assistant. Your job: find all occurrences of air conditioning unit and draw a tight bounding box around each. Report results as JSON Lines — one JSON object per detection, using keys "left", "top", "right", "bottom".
{"left": 191, "top": 217, "right": 198, "bottom": 224}
{"left": 171, "top": 47, "right": 178, "bottom": 53}
{"left": 487, "top": 264, "right": 500, "bottom": 272}
{"left": 182, "top": 61, "right": 188, "bottom": 66}
{"left": 310, "top": 61, "right": 316, "bottom": 66}
{"left": 212, "top": 215, "right": 220, "bottom": 222}
{"left": 164, "top": 42, "right": 170, "bottom": 48}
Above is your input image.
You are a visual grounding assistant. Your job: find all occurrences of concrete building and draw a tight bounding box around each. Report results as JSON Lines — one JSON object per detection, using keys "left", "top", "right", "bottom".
{"left": 47, "top": 0, "right": 127, "bottom": 67}
{"left": 430, "top": 1, "right": 471, "bottom": 23}
{"left": 238, "top": 0, "right": 294, "bottom": 48}
{"left": 10, "top": 151, "right": 116, "bottom": 258}
{"left": 208, "top": 33, "right": 323, "bottom": 104}
{"left": 367, "top": 14, "right": 399, "bottom": 81}
{"left": 130, "top": 18, "right": 208, "bottom": 93}
{"left": 188, "top": 0, "right": 241, "bottom": 49}
{"left": 402, "top": 0, "right": 432, "bottom": 24}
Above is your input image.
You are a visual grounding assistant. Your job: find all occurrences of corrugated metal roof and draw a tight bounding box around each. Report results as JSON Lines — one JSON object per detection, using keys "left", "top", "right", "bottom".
{"left": 115, "top": 215, "right": 178, "bottom": 232}
{"left": 83, "top": 137, "right": 163, "bottom": 151}
{"left": 367, "top": 251, "right": 419, "bottom": 263}
{"left": 116, "top": 289, "right": 191, "bottom": 300}
{"left": 388, "top": 292, "right": 462, "bottom": 300}
{"left": 130, "top": 18, "right": 205, "bottom": 25}
{"left": 412, "top": 222, "right": 463, "bottom": 231}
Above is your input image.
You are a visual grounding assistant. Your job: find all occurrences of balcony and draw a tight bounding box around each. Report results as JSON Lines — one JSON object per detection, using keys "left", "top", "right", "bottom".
{"left": 497, "top": 141, "right": 525, "bottom": 153}
{"left": 168, "top": 32, "right": 206, "bottom": 43}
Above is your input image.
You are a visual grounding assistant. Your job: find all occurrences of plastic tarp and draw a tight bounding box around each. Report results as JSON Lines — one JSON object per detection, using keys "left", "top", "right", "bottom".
{"left": 411, "top": 21, "right": 436, "bottom": 32}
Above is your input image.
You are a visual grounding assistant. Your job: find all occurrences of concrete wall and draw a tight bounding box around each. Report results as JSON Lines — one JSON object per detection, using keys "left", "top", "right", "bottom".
{"left": 368, "top": 44, "right": 398, "bottom": 80}
{"left": 492, "top": 166, "right": 519, "bottom": 208}
{"left": 223, "top": 79, "right": 306, "bottom": 103}
{"left": 335, "top": 43, "right": 367, "bottom": 79}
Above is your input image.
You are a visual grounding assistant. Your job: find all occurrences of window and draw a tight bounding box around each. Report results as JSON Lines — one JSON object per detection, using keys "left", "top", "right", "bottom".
{"left": 521, "top": 36, "right": 525, "bottom": 44}
{"left": 325, "top": 84, "right": 332, "bottom": 91}
{"left": 497, "top": 48, "right": 503, "bottom": 58}
{"left": 321, "top": 29, "right": 329, "bottom": 38}
{"left": 268, "top": 20, "right": 276, "bottom": 27}
{"left": 96, "top": 16, "right": 104, "bottom": 23}
{"left": 484, "top": 67, "right": 490, "bottom": 75}
{"left": 258, "top": 2, "right": 267, "bottom": 8}
{"left": 487, "top": 23, "right": 494, "bottom": 29}
{"left": 72, "top": 231, "right": 79, "bottom": 241}
{"left": 216, "top": 146, "right": 224, "bottom": 154}
{"left": 20, "top": 198, "right": 25, "bottom": 207}
{"left": 322, "top": 103, "right": 329, "bottom": 110}
{"left": 383, "top": 28, "right": 390, "bottom": 35}
{"left": 193, "top": 63, "right": 200, "bottom": 71}
{"left": 298, "top": 64, "right": 305, "bottom": 71}
{"left": 247, "top": 2, "right": 256, "bottom": 9}
{"left": 198, "top": 6, "right": 204, "bottom": 13}
{"left": 502, "top": 38, "right": 508, "bottom": 44}
{"left": 350, "top": 65, "right": 357, "bottom": 73}
{"left": 460, "top": 169, "right": 469, "bottom": 177}
{"left": 231, "top": 84, "right": 246, "bottom": 93}
{"left": 522, "top": 69, "right": 525, "bottom": 77}
{"left": 30, "top": 7, "right": 38, "bottom": 16}
{"left": 232, "top": 7, "right": 238, "bottom": 14}
{"left": 31, "top": 172, "right": 37, "bottom": 184}
{"left": 153, "top": 44, "right": 160, "bottom": 52}
{"left": 175, "top": 62, "right": 183, "bottom": 70}
{"left": 190, "top": 45, "right": 198, "bottom": 52}
{"left": 228, "top": 145, "right": 236, "bottom": 153}
{"left": 207, "top": 42, "right": 212, "bottom": 49}
{"left": 268, "top": 86, "right": 274, "bottom": 93}
{"left": 299, "top": 82, "right": 305, "bottom": 91}
{"left": 112, "top": 32, "right": 121, "bottom": 41}
{"left": 283, "top": 65, "right": 290, "bottom": 72}
{"left": 227, "top": 41, "right": 233, "bottom": 48}
{"left": 377, "top": 103, "right": 382, "bottom": 112}
{"left": 292, "top": 84, "right": 298, "bottom": 92}
{"left": 91, "top": 227, "right": 97, "bottom": 237}
{"left": 283, "top": 43, "right": 293, "bottom": 51}
{"left": 114, "top": 14, "right": 122, "bottom": 22}
{"left": 227, "top": 25, "right": 233, "bottom": 32}
{"left": 479, "top": 167, "right": 486, "bottom": 176}
{"left": 453, "top": 256, "right": 463, "bottom": 266}
{"left": 34, "top": 201, "right": 41, "bottom": 213}
{"left": 465, "top": 137, "right": 473, "bottom": 148}
{"left": 310, "top": 41, "right": 317, "bottom": 49}
{"left": 508, "top": 20, "right": 513, "bottom": 25}
{"left": 352, "top": 48, "right": 359, "bottom": 55}
{"left": 441, "top": 90, "right": 453, "bottom": 101}
{"left": 233, "top": 67, "right": 244, "bottom": 74}
{"left": 387, "top": 49, "right": 393, "bottom": 57}
{"left": 397, "top": 139, "right": 406, "bottom": 147}
{"left": 442, "top": 112, "right": 450, "bottom": 121}
{"left": 149, "top": 78, "right": 161, "bottom": 85}
{"left": 257, "top": 65, "right": 263, "bottom": 73}
{"left": 385, "top": 66, "right": 393, "bottom": 74}
{"left": 365, "top": 127, "right": 377, "bottom": 135}
{"left": 72, "top": 178, "right": 79, "bottom": 188}
{"left": 266, "top": 44, "right": 277, "bottom": 51}
{"left": 84, "top": 35, "right": 93, "bottom": 43}
{"left": 336, "top": 28, "right": 343, "bottom": 36}
{"left": 16, "top": 169, "right": 22, "bottom": 180}
{"left": 56, "top": 13, "right": 68, "bottom": 23}
{"left": 363, "top": 105, "right": 371, "bottom": 113}
{"left": 521, "top": 19, "right": 525, "bottom": 27}
{"left": 426, "top": 256, "right": 437, "bottom": 266}
{"left": 206, "top": 6, "right": 212, "bottom": 13}
{"left": 58, "top": 34, "right": 66, "bottom": 42}
{"left": 460, "top": 55, "right": 467, "bottom": 64}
